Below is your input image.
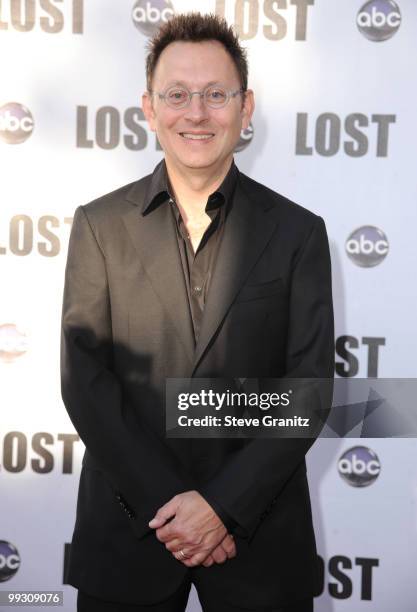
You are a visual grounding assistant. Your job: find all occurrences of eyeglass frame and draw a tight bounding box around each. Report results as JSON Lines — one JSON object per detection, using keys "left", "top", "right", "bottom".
{"left": 148, "top": 84, "right": 245, "bottom": 110}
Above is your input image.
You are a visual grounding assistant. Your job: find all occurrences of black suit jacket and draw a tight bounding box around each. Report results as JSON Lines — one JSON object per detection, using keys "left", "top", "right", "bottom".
{"left": 61, "top": 162, "right": 334, "bottom": 607}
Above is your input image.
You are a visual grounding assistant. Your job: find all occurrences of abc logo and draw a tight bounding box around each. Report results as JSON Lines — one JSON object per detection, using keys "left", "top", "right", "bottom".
{"left": 132, "top": 0, "right": 174, "bottom": 37}
{"left": 0, "top": 541, "right": 20, "bottom": 582}
{"left": 0, "top": 102, "right": 34, "bottom": 144}
{"left": 338, "top": 446, "right": 381, "bottom": 487}
{"left": 0, "top": 324, "right": 29, "bottom": 363}
{"left": 345, "top": 226, "right": 389, "bottom": 267}
{"left": 235, "top": 122, "right": 254, "bottom": 152}
{"left": 357, "top": 0, "right": 401, "bottom": 41}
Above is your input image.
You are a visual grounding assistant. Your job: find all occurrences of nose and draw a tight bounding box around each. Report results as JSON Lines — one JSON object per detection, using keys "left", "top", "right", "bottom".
{"left": 183, "top": 92, "right": 210, "bottom": 122}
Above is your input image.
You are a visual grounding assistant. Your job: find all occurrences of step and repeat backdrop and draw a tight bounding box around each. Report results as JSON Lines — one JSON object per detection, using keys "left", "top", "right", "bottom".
{"left": 1, "top": 1, "right": 416, "bottom": 610}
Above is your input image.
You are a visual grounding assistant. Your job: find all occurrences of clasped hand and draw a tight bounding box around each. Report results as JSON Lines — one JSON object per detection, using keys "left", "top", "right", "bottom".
{"left": 148, "top": 490, "right": 236, "bottom": 567}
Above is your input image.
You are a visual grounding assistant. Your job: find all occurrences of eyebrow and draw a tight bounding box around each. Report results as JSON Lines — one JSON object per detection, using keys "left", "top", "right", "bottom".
{"left": 164, "top": 80, "right": 222, "bottom": 89}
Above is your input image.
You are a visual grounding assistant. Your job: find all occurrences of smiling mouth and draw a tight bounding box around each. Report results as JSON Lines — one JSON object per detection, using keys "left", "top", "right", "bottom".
{"left": 179, "top": 133, "right": 215, "bottom": 140}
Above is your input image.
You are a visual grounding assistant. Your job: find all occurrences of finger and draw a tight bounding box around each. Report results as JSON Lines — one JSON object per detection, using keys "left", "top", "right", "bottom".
{"left": 173, "top": 531, "right": 229, "bottom": 566}
{"left": 173, "top": 550, "right": 198, "bottom": 566}
{"left": 159, "top": 522, "right": 205, "bottom": 546}
{"left": 221, "top": 535, "right": 237, "bottom": 557}
{"left": 181, "top": 551, "right": 209, "bottom": 567}
{"left": 155, "top": 522, "right": 177, "bottom": 543}
{"left": 168, "top": 542, "right": 201, "bottom": 557}
{"left": 221, "top": 541, "right": 236, "bottom": 559}
{"left": 148, "top": 498, "right": 178, "bottom": 528}
{"left": 164, "top": 538, "right": 182, "bottom": 552}
{"left": 170, "top": 546, "right": 193, "bottom": 560}
{"left": 157, "top": 523, "right": 199, "bottom": 545}
{"left": 212, "top": 546, "right": 227, "bottom": 564}
{"left": 202, "top": 555, "right": 215, "bottom": 567}
{"left": 173, "top": 549, "right": 192, "bottom": 562}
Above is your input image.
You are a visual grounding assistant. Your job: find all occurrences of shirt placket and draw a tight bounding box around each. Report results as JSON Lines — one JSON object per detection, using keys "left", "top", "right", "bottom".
{"left": 173, "top": 199, "right": 222, "bottom": 344}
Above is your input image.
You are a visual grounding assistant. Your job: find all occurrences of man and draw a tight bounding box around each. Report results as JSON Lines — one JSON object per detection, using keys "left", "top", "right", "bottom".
{"left": 61, "top": 12, "right": 334, "bottom": 612}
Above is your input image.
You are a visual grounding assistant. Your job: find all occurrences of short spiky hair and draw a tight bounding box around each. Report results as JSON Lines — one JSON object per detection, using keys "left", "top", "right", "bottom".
{"left": 145, "top": 12, "right": 248, "bottom": 92}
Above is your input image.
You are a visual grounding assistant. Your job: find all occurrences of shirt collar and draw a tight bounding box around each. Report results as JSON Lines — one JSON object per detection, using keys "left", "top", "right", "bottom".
{"left": 142, "top": 158, "right": 238, "bottom": 215}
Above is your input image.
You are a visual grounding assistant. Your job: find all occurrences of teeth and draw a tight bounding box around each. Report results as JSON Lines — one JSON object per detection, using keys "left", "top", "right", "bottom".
{"left": 181, "top": 133, "right": 213, "bottom": 140}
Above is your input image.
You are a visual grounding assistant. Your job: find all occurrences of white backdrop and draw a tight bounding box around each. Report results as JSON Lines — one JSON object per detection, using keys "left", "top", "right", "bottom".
{"left": 1, "top": 1, "right": 416, "bottom": 610}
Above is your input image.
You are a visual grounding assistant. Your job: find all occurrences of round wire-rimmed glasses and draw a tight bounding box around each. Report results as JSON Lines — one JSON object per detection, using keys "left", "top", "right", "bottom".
{"left": 150, "top": 85, "right": 244, "bottom": 109}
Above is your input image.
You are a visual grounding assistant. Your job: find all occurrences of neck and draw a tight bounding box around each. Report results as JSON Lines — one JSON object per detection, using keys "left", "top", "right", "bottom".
{"left": 164, "top": 156, "right": 233, "bottom": 218}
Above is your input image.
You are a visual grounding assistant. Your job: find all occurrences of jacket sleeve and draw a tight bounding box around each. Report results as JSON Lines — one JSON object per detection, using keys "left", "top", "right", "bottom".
{"left": 60, "top": 205, "right": 193, "bottom": 539}
{"left": 196, "top": 491, "right": 238, "bottom": 533}
{"left": 198, "top": 215, "right": 335, "bottom": 542}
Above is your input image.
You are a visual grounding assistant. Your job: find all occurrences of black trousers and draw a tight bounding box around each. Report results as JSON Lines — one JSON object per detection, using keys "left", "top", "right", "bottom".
{"left": 77, "top": 578, "right": 313, "bottom": 612}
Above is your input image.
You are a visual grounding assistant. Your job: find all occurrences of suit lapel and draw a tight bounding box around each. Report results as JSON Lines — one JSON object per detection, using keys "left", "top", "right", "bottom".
{"left": 122, "top": 178, "right": 195, "bottom": 366}
{"left": 192, "top": 176, "right": 278, "bottom": 374}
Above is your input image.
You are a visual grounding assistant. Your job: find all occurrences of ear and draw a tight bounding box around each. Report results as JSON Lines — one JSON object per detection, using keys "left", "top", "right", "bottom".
{"left": 142, "top": 91, "right": 156, "bottom": 132}
{"left": 241, "top": 89, "right": 255, "bottom": 131}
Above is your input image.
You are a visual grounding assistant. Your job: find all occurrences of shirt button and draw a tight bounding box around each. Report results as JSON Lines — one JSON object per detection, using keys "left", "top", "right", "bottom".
{"left": 193, "top": 286, "right": 202, "bottom": 294}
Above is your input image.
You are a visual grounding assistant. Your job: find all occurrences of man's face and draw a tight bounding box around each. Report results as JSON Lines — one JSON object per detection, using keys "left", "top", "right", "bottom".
{"left": 142, "top": 40, "right": 254, "bottom": 174}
